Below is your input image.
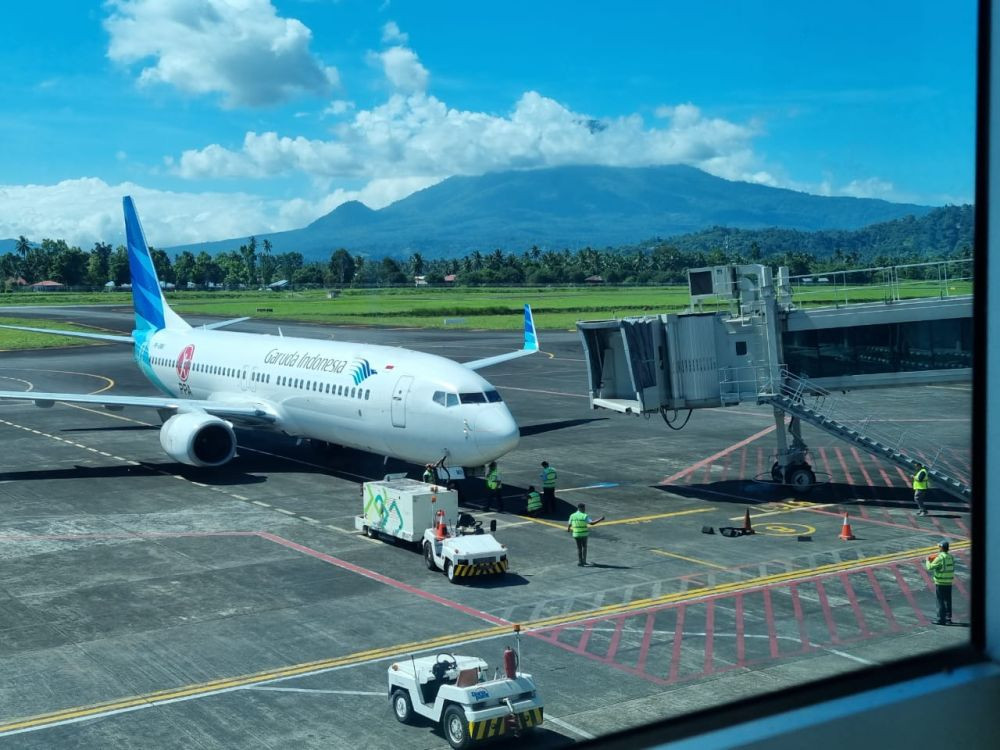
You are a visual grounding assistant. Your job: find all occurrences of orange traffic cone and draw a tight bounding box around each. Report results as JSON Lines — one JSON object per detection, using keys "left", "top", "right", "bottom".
{"left": 434, "top": 509, "right": 447, "bottom": 540}
{"left": 743, "top": 508, "right": 755, "bottom": 535}
{"left": 838, "top": 512, "right": 856, "bottom": 541}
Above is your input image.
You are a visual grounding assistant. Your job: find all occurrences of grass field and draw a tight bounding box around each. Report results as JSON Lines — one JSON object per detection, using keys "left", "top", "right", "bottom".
{"left": 0, "top": 280, "right": 974, "bottom": 351}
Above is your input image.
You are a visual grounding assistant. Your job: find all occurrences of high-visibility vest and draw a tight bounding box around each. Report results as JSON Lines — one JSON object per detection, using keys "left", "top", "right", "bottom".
{"left": 487, "top": 468, "right": 501, "bottom": 490}
{"left": 541, "top": 466, "right": 557, "bottom": 488}
{"left": 926, "top": 552, "right": 955, "bottom": 585}
{"left": 913, "top": 468, "right": 929, "bottom": 490}
{"left": 422, "top": 469, "right": 434, "bottom": 483}
{"left": 568, "top": 511, "right": 590, "bottom": 537}
{"left": 527, "top": 491, "right": 542, "bottom": 512}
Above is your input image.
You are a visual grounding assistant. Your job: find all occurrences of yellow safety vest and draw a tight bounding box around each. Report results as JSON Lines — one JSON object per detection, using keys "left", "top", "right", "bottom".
{"left": 487, "top": 468, "right": 501, "bottom": 490}
{"left": 542, "top": 466, "right": 557, "bottom": 488}
{"left": 527, "top": 491, "right": 542, "bottom": 512}
{"left": 913, "top": 468, "right": 929, "bottom": 490}
{"left": 569, "top": 511, "right": 590, "bottom": 538}
{"left": 926, "top": 552, "right": 955, "bottom": 585}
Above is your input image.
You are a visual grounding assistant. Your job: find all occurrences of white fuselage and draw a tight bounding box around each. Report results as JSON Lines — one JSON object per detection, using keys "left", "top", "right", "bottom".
{"left": 136, "top": 327, "right": 520, "bottom": 467}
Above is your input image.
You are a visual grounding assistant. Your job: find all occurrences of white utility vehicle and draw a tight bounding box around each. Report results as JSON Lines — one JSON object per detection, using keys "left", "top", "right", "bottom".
{"left": 388, "top": 641, "right": 543, "bottom": 748}
{"left": 356, "top": 478, "right": 508, "bottom": 582}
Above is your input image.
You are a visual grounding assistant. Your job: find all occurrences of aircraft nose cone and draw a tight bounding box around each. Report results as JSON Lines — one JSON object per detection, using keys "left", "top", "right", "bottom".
{"left": 474, "top": 407, "right": 519, "bottom": 458}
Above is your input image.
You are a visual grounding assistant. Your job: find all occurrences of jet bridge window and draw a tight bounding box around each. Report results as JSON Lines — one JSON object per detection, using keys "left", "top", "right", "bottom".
{"left": 459, "top": 392, "right": 487, "bottom": 404}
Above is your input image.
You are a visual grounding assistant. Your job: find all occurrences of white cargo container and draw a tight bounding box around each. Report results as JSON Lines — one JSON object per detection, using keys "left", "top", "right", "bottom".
{"left": 355, "top": 478, "right": 459, "bottom": 543}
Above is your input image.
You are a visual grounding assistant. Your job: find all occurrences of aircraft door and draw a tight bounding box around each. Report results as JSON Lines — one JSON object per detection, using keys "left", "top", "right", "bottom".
{"left": 240, "top": 365, "right": 252, "bottom": 392}
{"left": 391, "top": 375, "right": 414, "bottom": 428}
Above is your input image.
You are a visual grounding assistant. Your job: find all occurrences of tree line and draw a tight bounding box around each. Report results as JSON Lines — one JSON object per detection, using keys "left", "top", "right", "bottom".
{"left": 1, "top": 205, "right": 974, "bottom": 291}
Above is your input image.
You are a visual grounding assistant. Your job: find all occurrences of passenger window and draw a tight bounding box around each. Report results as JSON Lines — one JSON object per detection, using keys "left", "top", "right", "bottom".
{"left": 365, "top": 389, "right": 370, "bottom": 400}
{"left": 351, "top": 387, "right": 356, "bottom": 398}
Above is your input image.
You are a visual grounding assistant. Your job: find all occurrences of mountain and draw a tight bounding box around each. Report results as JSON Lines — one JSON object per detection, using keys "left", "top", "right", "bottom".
{"left": 166, "top": 165, "right": 936, "bottom": 259}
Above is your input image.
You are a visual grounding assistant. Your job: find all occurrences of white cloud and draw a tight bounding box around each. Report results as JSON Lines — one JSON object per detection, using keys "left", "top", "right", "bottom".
{"left": 104, "top": 0, "right": 338, "bottom": 107}
{"left": 381, "top": 21, "right": 408, "bottom": 45}
{"left": 374, "top": 46, "right": 429, "bottom": 93}
{"left": 839, "top": 177, "right": 895, "bottom": 199}
{"left": 0, "top": 178, "right": 336, "bottom": 248}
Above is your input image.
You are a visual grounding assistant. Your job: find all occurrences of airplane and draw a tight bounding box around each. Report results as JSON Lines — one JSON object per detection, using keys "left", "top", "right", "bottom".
{"left": 0, "top": 197, "right": 539, "bottom": 473}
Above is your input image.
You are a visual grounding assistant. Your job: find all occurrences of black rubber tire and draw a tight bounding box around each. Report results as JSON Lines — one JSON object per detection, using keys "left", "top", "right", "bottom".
{"left": 391, "top": 688, "right": 413, "bottom": 724}
{"left": 771, "top": 461, "right": 783, "bottom": 482}
{"left": 365, "top": 525, "right": 378, "bottom": 540}
{"left": 443, "top": 704, "right": 470, "bottom": 749}
{"left": 788, "top": 467, "right": 816, "bottom": 487}
{"left": 424, "top": 542, "right": 438, "bottom": 570}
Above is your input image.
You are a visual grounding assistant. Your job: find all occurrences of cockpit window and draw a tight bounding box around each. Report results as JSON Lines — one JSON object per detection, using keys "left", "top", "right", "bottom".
{"left": 433, "top": 391, "right": 461, "bottom": 407}
{"left": 433, "top": 391, "right": 447, "bottom": 406}
{"left": 446, "top": 393, "right": 459, "bottom": 407}
{"left": 485, "top": 390, "right": 503, "bottom": 403}
{"left": 459, "top": 392, "right": 487, "bottom": 404}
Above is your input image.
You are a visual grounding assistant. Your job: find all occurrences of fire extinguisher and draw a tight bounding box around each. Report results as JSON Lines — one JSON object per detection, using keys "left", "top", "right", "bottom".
{"left": 503, "top": 645, "right": 518, "bottom": 678}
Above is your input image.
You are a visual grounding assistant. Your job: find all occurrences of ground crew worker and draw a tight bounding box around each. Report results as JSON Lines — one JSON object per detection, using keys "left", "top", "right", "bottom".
{"left": 567, "top": 502, "right": 604, "bottom": 566}
{"left": 912, "top": 462, "right": 930, "bottom": 516}
{"left": 485, "top": 461, "right": 503, "bottom": 512}
{"left": 540, "top": 461, "right": 557, "bottom": 513}
{"left": 925, "top": 539, "right": 955, "bottom": 625}
{"left": 422, "top": 463, "right": 435, "bottom": 484}
{"left": 525, "top": 485, "right": 542, "bottom": 516}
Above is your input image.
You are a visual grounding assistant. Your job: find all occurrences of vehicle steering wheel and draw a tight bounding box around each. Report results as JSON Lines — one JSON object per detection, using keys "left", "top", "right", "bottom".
{"left": 432, "top": 653, "right": 458, "bottom": 680}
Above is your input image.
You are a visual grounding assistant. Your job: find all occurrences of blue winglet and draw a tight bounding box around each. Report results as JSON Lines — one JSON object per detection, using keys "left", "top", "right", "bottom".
{"left": 523, "top": 304, "right": 539, "bottom": 351}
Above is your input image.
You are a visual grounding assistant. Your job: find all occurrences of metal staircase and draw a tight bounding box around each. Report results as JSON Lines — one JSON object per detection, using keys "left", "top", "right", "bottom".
{"left": 761, "top": 370, "right": 971, "bottom": 503}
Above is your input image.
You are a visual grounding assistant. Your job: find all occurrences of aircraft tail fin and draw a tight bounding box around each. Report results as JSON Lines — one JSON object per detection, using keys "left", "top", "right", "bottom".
{"left": 123, "top": 196, "right": 189, "bottom": 332}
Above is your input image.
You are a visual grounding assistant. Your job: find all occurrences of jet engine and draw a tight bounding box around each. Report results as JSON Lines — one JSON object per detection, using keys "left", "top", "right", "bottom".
{"left": 159, "top": 412, "right": 237, "bottom": 467}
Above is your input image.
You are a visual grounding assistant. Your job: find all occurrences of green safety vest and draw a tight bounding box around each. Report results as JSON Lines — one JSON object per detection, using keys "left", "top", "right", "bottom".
{"left": 487, "top": 468, "right": 501, "bottom": 490}
{"left": 541, "top": 466, "right": 557, "bottom": 488}
{"left": 422, "top": 470, "right": 434, "bottom": 483}
{"left": 526, "top": 491, "right": 542, "bottom": 512}
{"left": 926, "top": 551, "right": 955, "bottom": 585}
{"left": 568, "top": 511, "right": 590, "bottom": 538}
{"left": 913, "top": 468, "right": 929, "bottom": 490}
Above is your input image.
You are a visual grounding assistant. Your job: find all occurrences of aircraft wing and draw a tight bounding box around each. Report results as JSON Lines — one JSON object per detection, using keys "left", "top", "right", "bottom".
{"left": 463, "top": 304, "right": 540, "bottom": 370}
{"left": 0, "top": 390, "right": 279, "bottom": 425}
{"left": 0, "top": 323, "right": 133, "bottom": 344}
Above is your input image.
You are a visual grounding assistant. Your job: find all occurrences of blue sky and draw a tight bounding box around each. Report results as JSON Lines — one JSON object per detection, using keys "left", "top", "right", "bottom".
{"left": 0, "top": 1, "right": 977, "bottom": 248}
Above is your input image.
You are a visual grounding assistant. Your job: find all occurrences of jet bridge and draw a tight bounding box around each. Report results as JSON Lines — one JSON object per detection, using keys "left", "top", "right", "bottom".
{"left": 577, "top": 261, "right": 972, "bottom": 501}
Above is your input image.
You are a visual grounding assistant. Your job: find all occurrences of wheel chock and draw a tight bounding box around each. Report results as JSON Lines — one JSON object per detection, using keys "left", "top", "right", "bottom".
{"left": 701, "top": 526, "right": 715, "bottom": 535}
{"left": 797, "top": 535, "right": 813, "bottom": 542}
{"left": 719, "top": 526, "right": 746, "bottom": 538}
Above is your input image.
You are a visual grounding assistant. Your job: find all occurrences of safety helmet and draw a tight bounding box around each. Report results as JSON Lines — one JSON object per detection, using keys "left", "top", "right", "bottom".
{"left": 938, "top": 540, "right": 949, "bottom": 551}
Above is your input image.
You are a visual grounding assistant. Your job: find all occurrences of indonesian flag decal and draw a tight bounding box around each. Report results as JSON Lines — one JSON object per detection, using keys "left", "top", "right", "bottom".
{"left": 176, "top": 344, "right": 195, "bottom": 382}
{"left": 385, "top": 364, "right": 394, "bottom": 370}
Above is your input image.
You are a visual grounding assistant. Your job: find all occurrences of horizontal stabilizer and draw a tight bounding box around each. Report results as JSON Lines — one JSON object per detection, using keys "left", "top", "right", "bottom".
{"left": 202, "top": 317, "right": 251, "bottom": 331}
{"left": 0, "top": 323, "right": 133, "bottom": 344}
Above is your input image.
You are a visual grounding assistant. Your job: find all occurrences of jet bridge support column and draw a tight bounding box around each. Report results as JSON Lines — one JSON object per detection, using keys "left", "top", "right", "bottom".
{"left": 771, "top": 409, "right": 815, "bottom": 487}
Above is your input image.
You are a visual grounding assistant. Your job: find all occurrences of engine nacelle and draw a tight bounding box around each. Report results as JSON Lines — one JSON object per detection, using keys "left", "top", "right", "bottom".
{"left": 159, "top": 412, "right": 237, "bottom": 467}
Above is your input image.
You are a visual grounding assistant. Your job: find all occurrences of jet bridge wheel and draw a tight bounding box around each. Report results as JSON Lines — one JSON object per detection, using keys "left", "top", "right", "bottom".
{"left": 391, "top": 688, "right": 413, "bottom": 724}
{"left": 443, "top": 704, "right": 471, "bottom": 749}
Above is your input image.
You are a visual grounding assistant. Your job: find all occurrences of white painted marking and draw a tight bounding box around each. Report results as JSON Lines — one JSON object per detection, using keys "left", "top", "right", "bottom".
{"left": 231, "top": 494, "right": 248, "bottom": 500}
{"left": 252, "top": 501, "right": 271, "bottom": 508}
{"left": 546, "top": 715, "right": 596, "bottom": 740}
{"left": 299, "top": 516, "right": 319, "bottom": 523}
{"left": 275, "top": 508, "right": 297, "bottom": 516}
{"left": 824, "top": 648, "right": 877, "bottom": 665}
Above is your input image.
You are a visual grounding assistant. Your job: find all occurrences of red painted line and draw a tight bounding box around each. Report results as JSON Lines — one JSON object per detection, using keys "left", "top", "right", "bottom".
{"left": 256, "top": 532, "right": 510, "bottom": 626}
{"left": 702, "top": 601, "right": 715, "bottom": 675}
{"left": 720, "top": 449, "right": 731, "bottom": 482}
{"left": 955, "top": 518, "right": 970, "bottom": 535}
{"left": 840, "top": 572, "right": 871, "bottom": 638}
{"left": 804, "top": 507, "right": 966, "bottom": 539}
{"left": 739, "top": 445, "right": 747, "bottom": 480}
{"left": 892, "top": 564, "right": 930, "bottom": 626}
{"left": 815, "top": 580, "right": 840, "bottom": 644}
{"left": 574, "top": 621, "right": 595, "bottom": 654}
{"left": 818, "top": 446, "right": 834, "bottom": 479}
{"left": 875, "top": 462, "right": 894, "bottom": 488}
{"left": 834, "top": 447, "right": 855, "bottom": 487}
{"left": 701, "top": 462, "right": 712, "bottom": 484}
{"left": 602, "top": 617, "right": 626, "bottom": 663}
{"left": 866, "top": 568, "right": 902, "bottom": 633}
{"left": 661, "top": 424, "right": 776, "bottom": 484}
{"left": 669, "top": 606, "right": 686, "bottom": 682}
{"left": 790, "top": 583, "right": 811, "bottom": 651}
{"left": 894, "top": 465, "right": 911, "bottom": 485}
{"left": 762, "top": 589, "right": 780, "bottom": 658}
{"left": 913, "top": 559, "right": 935, "bottom": 590}
{"left": 735, "top": 593, "right": 746, "bottom": 665}
{"left": 849, "top": 447, "right": 877, "bottom": 496}
{"left": 635, "top": 613, "right": 655, "bottom": 675}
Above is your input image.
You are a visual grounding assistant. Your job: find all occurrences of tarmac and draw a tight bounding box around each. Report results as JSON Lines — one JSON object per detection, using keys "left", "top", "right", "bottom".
{"left": 0, "top": 305, "right": 973, "bottom": 748}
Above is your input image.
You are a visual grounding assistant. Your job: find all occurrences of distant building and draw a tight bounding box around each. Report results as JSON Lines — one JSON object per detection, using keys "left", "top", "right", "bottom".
{"left": 29, "top": 280, "right": 64, "bottom": 291}
{"left": 268, "top": 279, "right": 289, "bottom": 290}
{"left": 414, "top": 275, "right": 428, "bottom": 286}
{"left": 443, "top": 274, "right": 458, "bottom": 283}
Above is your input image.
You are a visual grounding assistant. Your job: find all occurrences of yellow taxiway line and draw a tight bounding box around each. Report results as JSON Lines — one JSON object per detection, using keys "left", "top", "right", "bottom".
{"left": 0, "top": 539, "right": 968, "bottom": 737}
{"left": 650, "top": 549, "right": 733, "bottom": 570}
{"left": 516, "top": 506, "right": 713, "bottom": 529}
